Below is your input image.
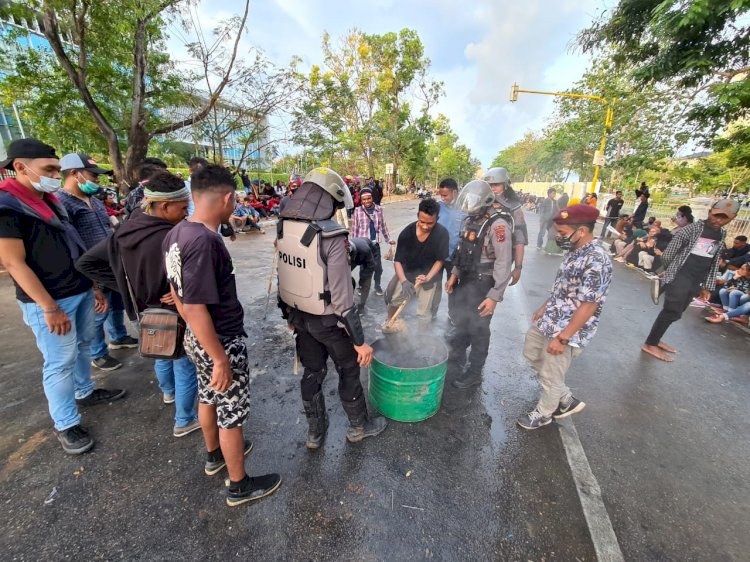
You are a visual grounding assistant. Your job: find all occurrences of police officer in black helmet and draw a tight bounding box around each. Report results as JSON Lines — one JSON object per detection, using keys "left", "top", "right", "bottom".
{"left": 277, "top": 168, "right": 387, "bottom": 449}
{"left": 446, "top": 180, "right": 514, "bottom": 389}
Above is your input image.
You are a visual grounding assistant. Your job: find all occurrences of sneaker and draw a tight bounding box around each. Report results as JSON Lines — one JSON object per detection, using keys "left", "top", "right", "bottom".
{"left": 91, "top": 355, "right": 122, "bottom": 371}
{"left": 552, "top": 396, "right": 586, "bottom": 419}
{"left": 374, "top": 287, "right": 384, "bottom": 296}
{"left": 162, "top": 392, "right": 175, "bottom": 405}
{"left": 56, "top": 424, "right": 94, "bottom": 455}
{"left": 204, "top": 440, "right": 254, "bottom": 476}
{"left": 108, "top": 335, "right": 138, "bottom": 350}
{"left": 76, "top": 388, "right": 127, "bottom": 407}
{"left": 517, "top": 410, "right": 552, "bottom": 430}
{"left": 226, "top": 473, "right": 282, "bottom": 507}
{"left": 173, "top": 419, "right": 202, "bottom": 438}
{"left": 689, "top": 298, "right": 708, "bottom": 308}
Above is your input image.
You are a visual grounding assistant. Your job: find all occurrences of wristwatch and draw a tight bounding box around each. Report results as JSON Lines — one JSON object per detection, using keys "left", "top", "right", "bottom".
{"left": 556, "top": 336, "right": 570, "bottom": 345}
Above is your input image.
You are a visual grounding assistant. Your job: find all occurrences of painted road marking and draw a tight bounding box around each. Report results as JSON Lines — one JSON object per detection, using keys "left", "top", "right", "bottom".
{"left": 512, "top": 279, "right": 625, "bottom": 562}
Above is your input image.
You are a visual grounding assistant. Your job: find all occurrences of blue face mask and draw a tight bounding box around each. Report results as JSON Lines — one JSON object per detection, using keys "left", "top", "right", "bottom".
{"left": 25, "top": 167, "right": 61, "bottom": 193}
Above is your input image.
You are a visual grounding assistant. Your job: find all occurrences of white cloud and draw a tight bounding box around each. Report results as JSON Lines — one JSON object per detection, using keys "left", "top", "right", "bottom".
{"left": 164, "top": 0, "right": 601, "bottom": 167}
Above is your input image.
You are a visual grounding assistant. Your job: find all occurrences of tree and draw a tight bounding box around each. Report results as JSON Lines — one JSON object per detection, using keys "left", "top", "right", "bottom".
{"left": 293, "top": 28, "right": 443, "bottom": 184}
{"left": 579, "top": 0, "right": 750, "bottom": 142}
{"left": 427, "top": 115, "right": 480, "bottom": 185}
{"left": 0, "top": 0, "right": 249, "bottom": 187}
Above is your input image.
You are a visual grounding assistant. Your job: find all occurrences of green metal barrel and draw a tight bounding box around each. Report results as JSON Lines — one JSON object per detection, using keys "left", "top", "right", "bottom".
{"left": 368, "top": 337, "right": 448, "bottom": 422}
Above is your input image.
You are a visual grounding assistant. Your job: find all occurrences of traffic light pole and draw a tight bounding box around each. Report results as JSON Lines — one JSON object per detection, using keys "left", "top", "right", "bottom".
{"left": 510, "top": 83, "right": 615, "bottom": 193}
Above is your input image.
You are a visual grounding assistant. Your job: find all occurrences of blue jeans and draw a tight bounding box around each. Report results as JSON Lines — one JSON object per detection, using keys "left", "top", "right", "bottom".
{"left": 154, "top": 356, "right": 198, "bottom": 427}
{"left": 92, "top": 291, "right": 129, "bottom": 359}
{"left": 719, "top": 288, "right": 750, "bottom": 310}
{"left": 727, "top": 301, "right": 750, "bottom": 319}
{"left": 19, "top": 290, "right": 96, "bottom": 431}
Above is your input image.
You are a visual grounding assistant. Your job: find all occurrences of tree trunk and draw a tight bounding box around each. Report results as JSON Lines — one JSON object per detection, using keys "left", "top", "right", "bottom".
{"left": 124, "top": 129, "right": 150, "bottom": 190}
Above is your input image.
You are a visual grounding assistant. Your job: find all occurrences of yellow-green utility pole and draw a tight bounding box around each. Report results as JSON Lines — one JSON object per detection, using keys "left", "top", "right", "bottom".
{"left": 510, "top": 84, "right": 615, "bottom": 194}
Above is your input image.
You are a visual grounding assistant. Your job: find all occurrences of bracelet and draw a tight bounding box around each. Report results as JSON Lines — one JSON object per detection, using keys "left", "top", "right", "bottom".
{"left": 514, "top": 265, "right": 523, "bottom": 270}
{"left": 42, "top": 306, "right": 60, "bottom": 314}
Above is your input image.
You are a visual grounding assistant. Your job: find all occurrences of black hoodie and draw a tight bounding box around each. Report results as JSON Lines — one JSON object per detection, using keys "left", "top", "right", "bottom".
{"left": 76, "top": 208, "right": 175, "bottom": 321}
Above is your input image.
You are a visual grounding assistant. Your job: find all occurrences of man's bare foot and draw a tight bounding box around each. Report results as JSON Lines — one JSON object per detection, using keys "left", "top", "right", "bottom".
{"left": 641, "top": 344, "right": 674, "bottom": 362}
{"left": 657, "top": 341, "right": 677, "bottom": 353}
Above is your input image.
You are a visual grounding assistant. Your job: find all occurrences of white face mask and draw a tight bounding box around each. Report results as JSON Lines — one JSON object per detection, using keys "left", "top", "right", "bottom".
{"left": 25, "top": 166, "right": 61, "bottom": 193}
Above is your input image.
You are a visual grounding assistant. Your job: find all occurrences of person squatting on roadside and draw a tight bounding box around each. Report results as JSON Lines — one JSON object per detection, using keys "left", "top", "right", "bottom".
{"left": 349, "top": 236, "right": 377, "bottom": 313}
{"left": 445, "top": 180, "right": 514, "bottom": 389}
{"left": 431, "top": 178, "right": 466, "bottom": 320}
{"left": 163, "top": 164, "right": 281, "bottom": 507}
{"left": 519, "top": 204, "right": 612, "bottom": 430}
{"left": 642, "top": 199, "right": 739, "bottom": 362}
{"left": 350, "top": 186, "right": 395, "bottom": 296}
{"left": 75, "top": 170, "right": 201, "bottom": 438}
{"left": 0, "top": 138, "right": 126, "bottom": 455}
{"left": 484, "top": 167, "right": 526, "bottom": 286}
{"left": 58, "top": 153, "right": 139, "bottom": 372}
{"left": 276, "top": 167, "right": 387, "bottom": 450}
{"left": 385, "top": 198, "right": 449, "bottom": 332}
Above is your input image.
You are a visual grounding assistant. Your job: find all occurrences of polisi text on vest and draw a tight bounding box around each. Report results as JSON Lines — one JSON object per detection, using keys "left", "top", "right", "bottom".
{"left": 279, "top": 250, "right": 306, "bottom": 269}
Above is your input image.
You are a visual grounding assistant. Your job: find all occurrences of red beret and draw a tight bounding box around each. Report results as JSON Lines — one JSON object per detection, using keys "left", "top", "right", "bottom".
{"left": 552, "top": 203, "right": 600, "bottom": 225}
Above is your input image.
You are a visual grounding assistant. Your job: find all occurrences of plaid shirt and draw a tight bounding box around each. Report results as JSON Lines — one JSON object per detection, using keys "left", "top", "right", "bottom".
{"left": 661, "top": 220, "right": 725, "bottom": 291}
{"left": 58, "top": 190, "right": 112, "bottom": 250}
{"left": 350, "top": 204, "right": 391, "bottom": 243}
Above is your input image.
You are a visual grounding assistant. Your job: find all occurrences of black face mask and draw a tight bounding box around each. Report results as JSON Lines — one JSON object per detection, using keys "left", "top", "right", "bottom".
{"left": 555, "top": 228, "right": 582, "bottom": 251}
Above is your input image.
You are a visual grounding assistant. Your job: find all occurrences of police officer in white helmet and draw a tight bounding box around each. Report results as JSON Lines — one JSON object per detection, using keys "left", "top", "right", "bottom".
{"left": 445, "top": 180, "right": 515, "bottom": 388}
{"left": 277, "top": 168, "right": 387, "bottom": 449}
{"left": 484, "top": 167, "right": 526, "bottom": 285}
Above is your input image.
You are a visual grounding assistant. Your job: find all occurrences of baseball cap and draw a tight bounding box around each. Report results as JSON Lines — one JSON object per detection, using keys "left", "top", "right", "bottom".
{"left": 711, "top": 199, "right": 740, "bottom": 215}
{"left": 0, "top": 138, "right": 58, "bottom": 169}
{"left": 60, "top": 153, "right": 112, "bottom": 175}
{"left": 553, "top": 203, "right": 600, "bottom": 225}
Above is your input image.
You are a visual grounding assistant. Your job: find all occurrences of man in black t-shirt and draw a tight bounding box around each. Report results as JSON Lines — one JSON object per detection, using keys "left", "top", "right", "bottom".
{"left": 601, "top": 191, "right": 624, "bottom": 238}
{"left": 0, "top": 138, "right": 125, "bottom": 455}
{"left": 164, "top": 164, "right": 281, "bottom": 507}
{"left": 385, "top": 198, "right": 449, "bottom": 331}
{"left": 642, "top": 199, "right": 739, "bottom": 362}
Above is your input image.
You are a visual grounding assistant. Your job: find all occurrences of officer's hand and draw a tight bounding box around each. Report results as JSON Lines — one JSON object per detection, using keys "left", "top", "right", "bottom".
{"left": 546, "top": 338, "right": 566, "bottom": 356}
{"left": 477, "top": 298, "right": 497, "bottom": 317}
{"left": 210, "top": 358, "right": 233, "bottom": 393}
{"left": 353, "top": 343, "right": 373, "bottom": 368}
{"left": 401, "top": 280, "right": 416, "bottom": 299}
{"left": 445, "top": 275, "right": 457, "bottom": 295}
{"left": 509, "top": 268, "right": 522, "bottom": 286}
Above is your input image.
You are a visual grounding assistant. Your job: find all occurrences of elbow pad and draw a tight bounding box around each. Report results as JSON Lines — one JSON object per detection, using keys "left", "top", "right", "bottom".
{"left": 341, "top": 306, "right": 365, "bottom": 346}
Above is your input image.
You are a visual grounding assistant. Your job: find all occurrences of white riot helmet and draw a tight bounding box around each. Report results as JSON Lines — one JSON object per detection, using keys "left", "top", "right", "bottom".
{"left": 303, "top": 167, "right": 349, "bottom": 209}
{"left": 456, "top": 180, "right": 495, "bottom": 215}
{"left": 484, "top": 167, "right": 511, "bottom": 186}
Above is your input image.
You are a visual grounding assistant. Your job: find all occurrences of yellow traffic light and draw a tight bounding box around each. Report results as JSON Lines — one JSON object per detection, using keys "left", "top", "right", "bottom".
{"left": 510, "top": 83, "right": 519, "bottom": 103}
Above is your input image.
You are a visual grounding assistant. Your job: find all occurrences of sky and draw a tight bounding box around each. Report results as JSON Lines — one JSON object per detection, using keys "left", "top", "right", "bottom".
{"left": 171, "top": 0, "right": 606, "bottom": 168}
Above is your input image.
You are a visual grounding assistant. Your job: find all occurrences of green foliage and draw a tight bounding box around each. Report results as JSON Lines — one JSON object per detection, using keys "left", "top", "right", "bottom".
{"left": 293, "top": 28, "right": 443, "bottom": 183}
{"left": 579, "top": 0, "right": 750, "bottom": 140}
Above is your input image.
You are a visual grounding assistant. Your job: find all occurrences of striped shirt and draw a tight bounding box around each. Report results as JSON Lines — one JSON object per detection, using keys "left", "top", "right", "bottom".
{"left": 350, "top": 204, "right": 391, "bottom": 244}
{"left": 58, "top": 190, "right": 112, "bottom": 250}
{"left": 660, "top": 220, "right": 725, "bottom": 291}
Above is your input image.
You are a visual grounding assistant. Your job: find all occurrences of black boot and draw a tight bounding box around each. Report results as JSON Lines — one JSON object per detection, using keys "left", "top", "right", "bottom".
{"left": 452, "top": 368, "right": 483, "bottom": 389}
{"left": 341, "top": 398, "right": 388, "bottom": 443}
{"left": 302, "top": 392, "right": 329, "bottom": 449}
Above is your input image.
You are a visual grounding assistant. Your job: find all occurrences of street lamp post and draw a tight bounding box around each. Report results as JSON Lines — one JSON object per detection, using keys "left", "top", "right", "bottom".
{"left": 510, "top": 83, "right": 615, "bottom": 194}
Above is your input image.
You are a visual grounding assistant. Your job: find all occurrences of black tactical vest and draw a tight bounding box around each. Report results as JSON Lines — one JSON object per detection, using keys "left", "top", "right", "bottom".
{"left": 453, "top": 211, "right": 513, "bottom": 274}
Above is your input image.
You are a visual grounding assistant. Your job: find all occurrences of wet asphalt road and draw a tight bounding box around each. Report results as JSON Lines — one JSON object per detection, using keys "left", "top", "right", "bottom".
{"left": 0, "top": 199, "right": 748, "bottom": 561}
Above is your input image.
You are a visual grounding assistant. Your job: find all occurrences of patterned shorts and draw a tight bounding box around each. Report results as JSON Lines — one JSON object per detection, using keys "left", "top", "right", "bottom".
{"left": 183, "top": 329, "right": 250, "bottom": 429}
